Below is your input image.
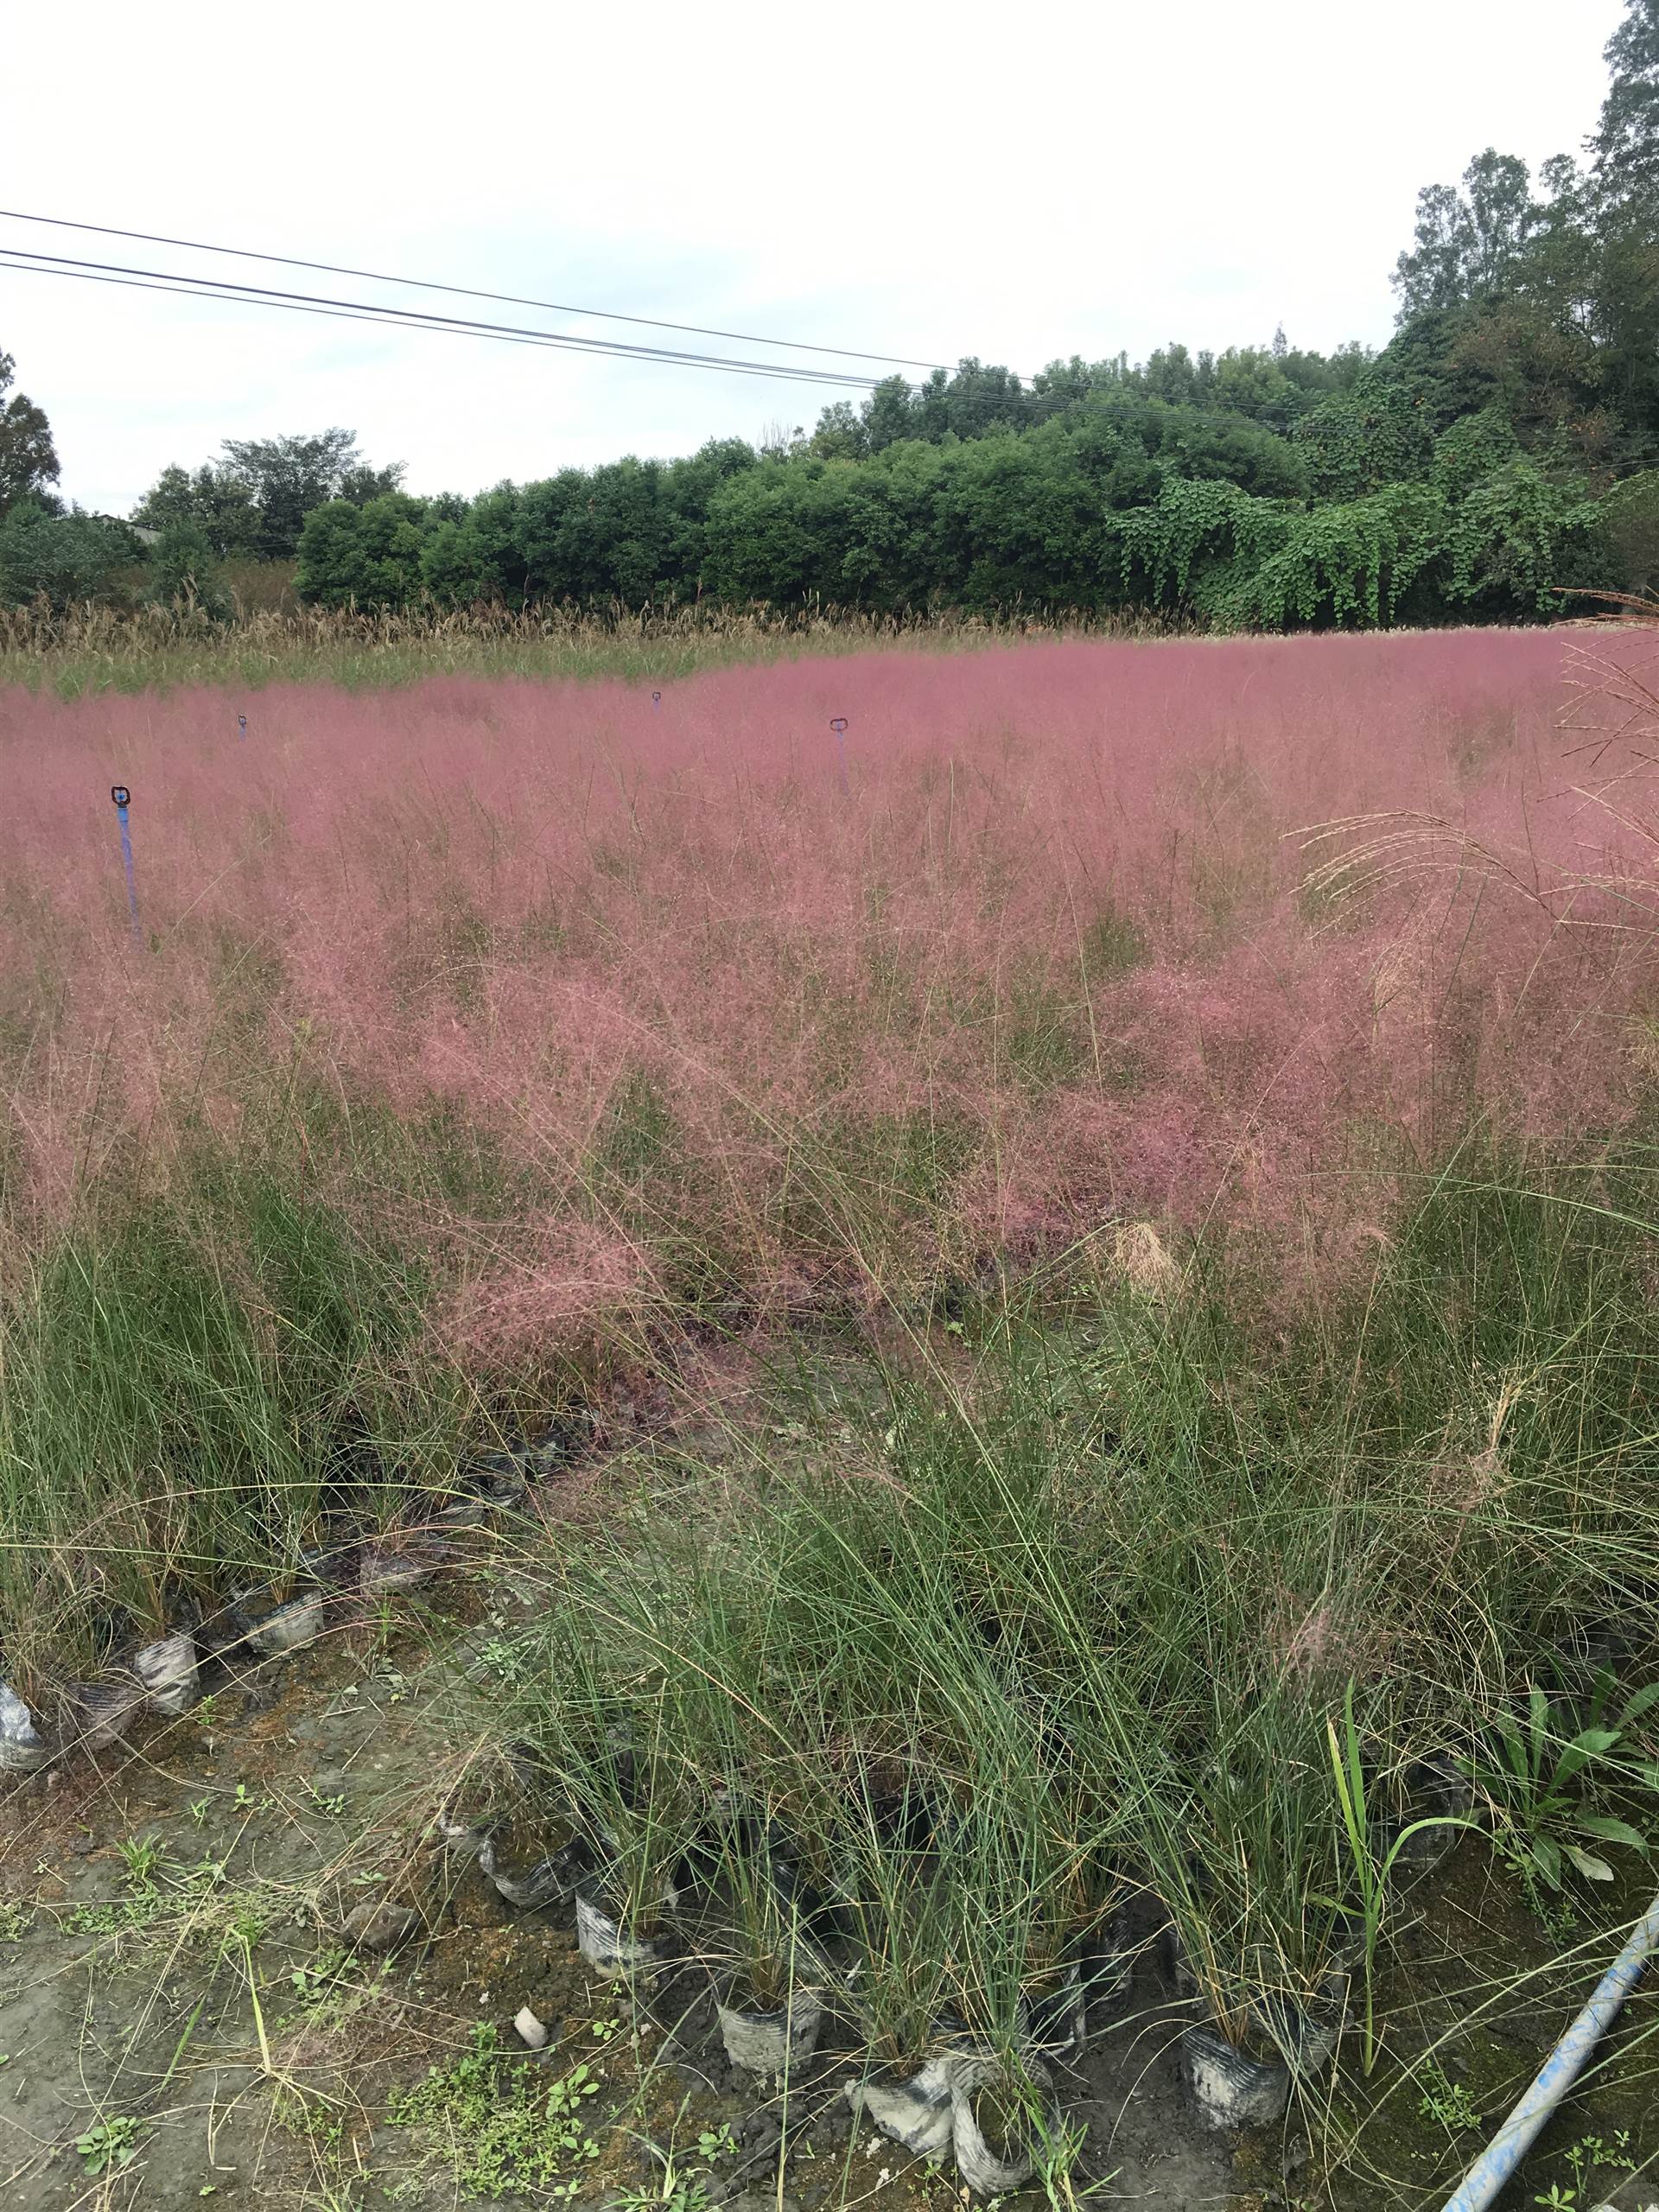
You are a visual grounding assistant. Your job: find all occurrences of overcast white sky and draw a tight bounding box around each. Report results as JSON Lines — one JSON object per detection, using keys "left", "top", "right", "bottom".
{"left": 0, "top": 0, "right": 1628, "bottom": 515}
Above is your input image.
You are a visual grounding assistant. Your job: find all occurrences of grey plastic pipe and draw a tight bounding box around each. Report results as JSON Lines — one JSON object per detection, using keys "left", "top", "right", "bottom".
{"left": 1439, "top": 1888, "right": 1659, "bottom": 2212}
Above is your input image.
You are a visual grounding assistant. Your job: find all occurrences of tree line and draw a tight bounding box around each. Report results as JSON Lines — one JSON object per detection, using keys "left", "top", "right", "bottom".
{"left": 5, "top": 0, "right": 1659, "bottom": 632}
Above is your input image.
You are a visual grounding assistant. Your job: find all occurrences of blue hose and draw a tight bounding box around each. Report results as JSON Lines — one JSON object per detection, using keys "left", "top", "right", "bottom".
{"left": 1440, "top": 1890, "right": 1659, "bottom": 2212}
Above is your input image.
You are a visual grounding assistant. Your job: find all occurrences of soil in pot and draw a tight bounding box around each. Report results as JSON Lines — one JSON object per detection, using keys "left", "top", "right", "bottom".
{"left": 716, "top": 1983, "right": 823, "bottom": 2077}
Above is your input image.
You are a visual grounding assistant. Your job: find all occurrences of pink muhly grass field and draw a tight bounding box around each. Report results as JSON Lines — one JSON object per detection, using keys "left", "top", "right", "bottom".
{"left": 3, "top": 628, "right": 1656, "bottom": 1363}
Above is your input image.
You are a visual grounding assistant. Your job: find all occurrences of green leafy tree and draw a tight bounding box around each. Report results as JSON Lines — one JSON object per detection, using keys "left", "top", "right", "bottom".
{"left": 1443, "top": 460, "right": 1611, "bottom": 617}
{"left": 146, "top": 518, "right": 230, "bottom": 618}
{"left": 0, "top": 348, "right": 60, "bottom": 517}
{"left": 295, "top": 493, "right": 429, "bottom": 609}
{"left": 1295, "top": 380, "right": 1435, "bottom": 499}
{"left": 810, "top": 401, "right": 868, "bottom": 461}
{"left": 1593, "top": 0, "right": 1659, "bottom": 210}
{"left": 131, "top": 463, "right": 262, "bottom": 557}
{"left": 1394, "top": 150, "right": 1541, "bottom": 315}
{"left": 1228, "top": 484, "right": 1450, "bottom": 628}
{"left": 337, "top": 461, "right": 408, "bottom": 506}
{"left": 0, "top": 503, "right": 142, "bottom": 610}
{"left": 1599, "top": 467, "right": 1659, "bottom": 590}
{"left": 1591, "top": 3, "right": 1659, "bottom": 429}
{"left": 1119, "top": 477, "right": 1290, "bottom": 614}
{"left": 421, "top": 486, "right": 527, "bottom": 607}
{"left": 220, "top": 429, "right": 397, "bottom": 557}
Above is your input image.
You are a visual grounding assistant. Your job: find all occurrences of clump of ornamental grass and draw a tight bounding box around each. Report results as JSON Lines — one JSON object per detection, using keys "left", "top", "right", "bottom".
{"left": 467, "top": 1138, "right": 1659, "bottom": 2126}
{"left": 0, "top": 1148, "right": 482, "bottom": 1693}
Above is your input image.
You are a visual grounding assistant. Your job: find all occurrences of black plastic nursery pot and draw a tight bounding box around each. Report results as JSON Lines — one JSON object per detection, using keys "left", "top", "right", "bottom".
{"left": 574, "top": 1889, "right": 669, "bottom": 1980}
{"left": 357, "top": 1535, "right": 454, "bottom": 1597}
{"left": 843, "top": 2053, "right": 959, "bottom": 2159}
{"left": 60, "top": 1672, "right": 146, "bottom": 1751}
{"left": 1021, "top": 1920, "right": 1141, "bottom": 2052}
{"left": 130, "top": 1628, "right": 200, "bottom": 1716}
{"left": 1074, "top": 1900, "right": 1136, "bottom": 2021}
{"left": 1376, "top": 1753, "right": 1478, "bottom": 1874}
{"left": 715, "top": 1982, "right": 824, "bottom": 2076}
{"left": 479, "top": 1827, "right": 589, "bottom": 1910}
{"left": 1020, "top": 1963, "right": 1084, "bottom": 2056}
{"left": 950, "top": 2057, "right": 1057, "bottom": 2199}
{"left": 1166, "top": 1930, "right": 1347, "bottom": 2129}
{"left": 1179, "top": 2021, "right": 1294, "bottom": 2128}
{"left": 435, "top": 1451, "right": 531, "bottom": 1529}
{"left": 237, "top": 1586, "right": 327, "bottom": 1656}
{"left": 765, "top": 1826, "right": 850, "bottom": 1941}
{"left": 0, "top": 1679, "right": 48, "bottom": 1771}
{"left": 1179, "top": 1981, "right": 1346, "bottom": 2130}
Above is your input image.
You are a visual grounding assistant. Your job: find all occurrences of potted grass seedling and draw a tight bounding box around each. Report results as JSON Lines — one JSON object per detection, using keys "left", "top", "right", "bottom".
{"left": 95, "top": 1497, "right": 204, "bottom": 1717}
{"left": 568, "top": 1762, "right": 688, "bottom": 1980}
{"left": 712, "top": 1813, "right": 826, "bottom": 2078}
{"left": 1036, "top": 1772, "right": 1137, "bottom": 2044}
{"left": 0, "top": 1671, "right": 49, "bottom": 1771}
{"left": 839, "top": 1827, "right": 967, "bottom": 2158}
{"left": 949, "top": 2045, "right": 1061, "bottom": 2201}
{"left": 947, "top": 1836, "right": 1070, "bottom": 2193}
{"left": 17, "top": 1554, "right": 148, "bottom": 1756}
{"left": 124, "top": 1586, "right": 200, "bottom": 1716}
{"left": 1154, "top": 1807, "right": 1351, "bottom": 2128}
{"left": 231, "top": 1517, "right": 332, "bottom": 1656}
{"left": 1133, "top": 1690, "right": 1356, "bottom": 2130}
{"left": 530, "top": 1637, "right": 690, "bottom": 1981}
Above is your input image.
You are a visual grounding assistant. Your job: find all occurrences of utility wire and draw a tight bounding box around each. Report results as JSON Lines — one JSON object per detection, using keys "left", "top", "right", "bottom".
{"left": 0, "top": 206, "right": 950, "bottom": 374}
{"left": 0, "top": 248, "right": 886, "bottom": 390}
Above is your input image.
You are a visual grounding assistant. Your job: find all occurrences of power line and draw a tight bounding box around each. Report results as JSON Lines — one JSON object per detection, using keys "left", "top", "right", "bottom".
{"left": 0, "top": 248, "right": 887, "bottom": 391}
{"left": 0, "top": 207, "right": 950, "bottom": 375}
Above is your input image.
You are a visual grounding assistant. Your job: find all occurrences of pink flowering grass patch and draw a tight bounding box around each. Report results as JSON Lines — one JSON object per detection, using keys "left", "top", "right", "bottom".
{"left": 2, "top": 626, "right": 1656, "bottom": 1361}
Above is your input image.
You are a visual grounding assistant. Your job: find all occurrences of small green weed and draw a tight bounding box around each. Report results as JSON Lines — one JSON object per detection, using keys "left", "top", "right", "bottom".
{"left": 290, "top": 1948, "right": 352, "bottom": 2008}
{"left": 116, "top": 1834, "right": 168, "bottom": 1895}
{"left": 616, "top": 2148, "right": 715, "bottom": 2212}
{"left": 1534, "top": 2127, "right": 1637, "bottom": 2208}
{"left": 1465, "top": 1677, "right": 1657, "bottom": 1894}
{"left": 76, "top": 2115, "right": 143, "bottom": 2174}
{"left": 388, "top": 2023, "right": 601, "bottom": 2199}
{"left": 1415, "top": 2059, "right": 1482, "bottom": 2130}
